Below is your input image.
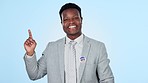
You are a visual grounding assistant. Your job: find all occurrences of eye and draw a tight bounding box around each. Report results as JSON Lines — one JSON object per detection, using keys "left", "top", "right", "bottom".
{"left": 63, "top": 18, "right": 69, "bottom": 22}
{"left": 73, "top": 16, "right": 80, "bottom": 20}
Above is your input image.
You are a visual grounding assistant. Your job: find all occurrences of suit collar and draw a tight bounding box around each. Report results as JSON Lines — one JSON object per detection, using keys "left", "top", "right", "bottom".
{"left": 79, "top": 35, "right": 91, "bottom": 81}
{"left": 65, "top": 34, "right": 84, "bottom": 44}
{"left": 57, "top": 36, "right": 91, "bottom": 83}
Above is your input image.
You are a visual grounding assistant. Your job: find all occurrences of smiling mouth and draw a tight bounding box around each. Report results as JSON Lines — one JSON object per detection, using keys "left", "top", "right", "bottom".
{"left": 69, "top": 25, "right": 76, "bottom": 29}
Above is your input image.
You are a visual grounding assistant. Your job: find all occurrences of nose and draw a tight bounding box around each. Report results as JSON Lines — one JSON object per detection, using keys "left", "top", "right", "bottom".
{"left": 69, "top": 18, "right": 74, "bottom": 24}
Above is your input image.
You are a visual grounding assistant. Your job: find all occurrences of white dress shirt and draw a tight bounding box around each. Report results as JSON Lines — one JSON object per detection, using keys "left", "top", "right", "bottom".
{"left": 65, "top": 34, "right": 83, "bottom": 83}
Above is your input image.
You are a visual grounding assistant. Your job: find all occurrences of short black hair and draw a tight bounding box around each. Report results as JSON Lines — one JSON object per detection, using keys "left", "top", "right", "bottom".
{"left": 59, "top": 3, "right": 82, "bottom": 21}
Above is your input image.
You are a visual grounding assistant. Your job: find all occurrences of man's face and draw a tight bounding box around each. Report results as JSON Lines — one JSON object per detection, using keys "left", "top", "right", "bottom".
{"left": 61, "top": 8, "right": 82, "bottom": 38}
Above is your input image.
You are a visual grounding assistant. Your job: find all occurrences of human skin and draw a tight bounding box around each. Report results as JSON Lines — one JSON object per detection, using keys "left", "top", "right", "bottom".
{"left": 61, "top": 8, "right": 83, "bottom": 40}
{"left": 24, "top": 8, "right": 83, "bottom": 56}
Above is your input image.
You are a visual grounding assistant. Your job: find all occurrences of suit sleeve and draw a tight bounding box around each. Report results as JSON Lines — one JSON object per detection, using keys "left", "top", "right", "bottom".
{"left": 23, "top": 43, "right": 50, "bottom": 80}
{"left": 97, "top": 43, "right": 114, "bottom": 83}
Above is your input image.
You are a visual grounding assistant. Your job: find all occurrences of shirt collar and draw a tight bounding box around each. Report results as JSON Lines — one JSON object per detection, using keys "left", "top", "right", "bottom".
{"left": 65, "top": 34, "right": 84, "bottom": 44}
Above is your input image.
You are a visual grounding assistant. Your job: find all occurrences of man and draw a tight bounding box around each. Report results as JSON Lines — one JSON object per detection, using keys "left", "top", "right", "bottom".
{"left": 24, "top": 3, "right": 114, "bottom": 83}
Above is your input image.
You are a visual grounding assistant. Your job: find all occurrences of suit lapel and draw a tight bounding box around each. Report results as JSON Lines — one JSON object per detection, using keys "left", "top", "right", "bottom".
{"left": 79, "top": 36, "right": 91, "bottom": 80}
{"left": 57, "top": 36, "right": 91, "bottom": 82}
{"left": 58, "top": 38, "right": 65, "bottom": 83}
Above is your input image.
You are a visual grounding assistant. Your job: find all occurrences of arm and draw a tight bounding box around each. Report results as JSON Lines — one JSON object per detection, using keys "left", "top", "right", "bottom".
{"left": 97, "top": 43, "right": 114, "bottom": 83}
{"left": 23, "top": 29, "right": 47, "bottom": 80}
{"left": 24, "top": 52, "right": 47, "bottom": 80}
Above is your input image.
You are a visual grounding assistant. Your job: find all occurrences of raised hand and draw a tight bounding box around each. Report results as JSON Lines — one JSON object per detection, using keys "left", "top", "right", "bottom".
{"left": 24, "top": 29, "right": 37, "bottom": 56}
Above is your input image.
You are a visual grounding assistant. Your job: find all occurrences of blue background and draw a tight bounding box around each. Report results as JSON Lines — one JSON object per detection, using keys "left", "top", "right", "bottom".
{"left": 0, "top": 0, "right": 148, "bottom": 83}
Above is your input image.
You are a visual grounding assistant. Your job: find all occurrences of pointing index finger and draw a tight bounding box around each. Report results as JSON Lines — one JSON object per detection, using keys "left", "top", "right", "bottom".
{"left": 28, "top": 29, "right": 33, "bottom": 38}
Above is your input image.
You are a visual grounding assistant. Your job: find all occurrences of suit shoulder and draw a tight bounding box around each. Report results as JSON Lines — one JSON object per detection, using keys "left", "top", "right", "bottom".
{"left": 86, "top": 36, "right": 104, "bottom": 45}
{"left": 85, "top": 36, "right": 107, "bottom": 51}
{"left": 46, "top": 37, "right": 65, "bottom": 45}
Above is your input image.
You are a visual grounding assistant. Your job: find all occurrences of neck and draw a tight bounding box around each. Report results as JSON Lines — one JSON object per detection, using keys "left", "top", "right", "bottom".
{"left": 67, "top": 33, "right": 82, "bottom": 40}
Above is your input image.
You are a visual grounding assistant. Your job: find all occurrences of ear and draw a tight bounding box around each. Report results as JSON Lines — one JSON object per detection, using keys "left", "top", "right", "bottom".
{"left": 61, "top": 21, "right": 64, "bottom": 25}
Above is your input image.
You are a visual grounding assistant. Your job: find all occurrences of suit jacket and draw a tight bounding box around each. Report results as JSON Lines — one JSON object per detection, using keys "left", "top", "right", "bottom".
{"left": 24, "top": 35, "right": 114, "bottom": 83}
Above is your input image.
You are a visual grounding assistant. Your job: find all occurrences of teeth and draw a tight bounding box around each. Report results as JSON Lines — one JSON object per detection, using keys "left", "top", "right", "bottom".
{"left": 69, "top": 25, "right": 76, "bottom": 28}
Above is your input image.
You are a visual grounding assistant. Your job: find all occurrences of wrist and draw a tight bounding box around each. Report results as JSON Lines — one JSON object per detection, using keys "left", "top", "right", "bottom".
{"left": 26, "top": 51, "right": 35, "bottom": 56}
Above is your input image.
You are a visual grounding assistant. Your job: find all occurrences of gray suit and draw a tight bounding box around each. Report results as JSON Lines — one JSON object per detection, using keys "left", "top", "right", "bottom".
{"left": 24, "top": 35, "right": 114, "bottom": 83}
